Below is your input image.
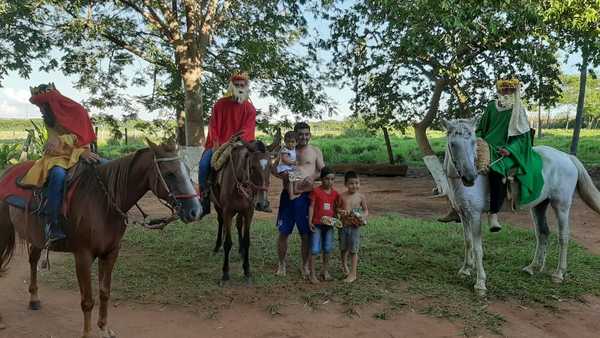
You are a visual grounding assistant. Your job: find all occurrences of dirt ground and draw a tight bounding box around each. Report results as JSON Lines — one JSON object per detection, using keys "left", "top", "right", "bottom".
{"left": 2, "top": 169, "right": 600, "bottom": 338}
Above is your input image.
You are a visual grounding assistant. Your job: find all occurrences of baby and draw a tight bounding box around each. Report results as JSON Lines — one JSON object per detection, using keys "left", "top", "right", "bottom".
{"left": 276, "top": 131, "right": 303, "bottom": 199}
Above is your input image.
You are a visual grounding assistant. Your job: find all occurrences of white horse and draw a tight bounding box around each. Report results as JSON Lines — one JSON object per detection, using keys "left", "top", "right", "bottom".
{"left": 442, "top": 118, "right": 600, "bottom": 296}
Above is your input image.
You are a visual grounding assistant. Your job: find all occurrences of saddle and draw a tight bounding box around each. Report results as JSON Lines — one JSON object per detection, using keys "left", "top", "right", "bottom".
{"left": 476, "top": 139, "right": 522, "bottom": 211}
{"left": 0, "top": 161, "right": 87, "bottom": 217}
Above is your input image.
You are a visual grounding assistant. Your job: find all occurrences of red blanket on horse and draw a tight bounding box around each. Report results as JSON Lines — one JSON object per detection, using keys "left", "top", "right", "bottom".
{"left": 0, "top": 162, "right": 76, "bottom": 216}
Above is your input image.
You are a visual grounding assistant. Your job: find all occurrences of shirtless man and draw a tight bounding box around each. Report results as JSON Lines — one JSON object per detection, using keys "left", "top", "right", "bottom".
{"left": 276, "top": 122, "right": 325, "bottom": 278}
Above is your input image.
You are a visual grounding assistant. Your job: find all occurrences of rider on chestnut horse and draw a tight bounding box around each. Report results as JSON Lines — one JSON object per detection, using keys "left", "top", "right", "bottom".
{"left": 21, "top": 83, "right": 99, "bottom": 244}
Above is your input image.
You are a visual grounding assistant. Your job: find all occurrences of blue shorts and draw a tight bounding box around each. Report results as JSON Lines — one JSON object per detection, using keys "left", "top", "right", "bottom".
{"left": 339, "top": 227, "right": 361, "bottom": 254}
{"left": 310, "top": 225, "right": 334, "bottom": 255}
{"left": 277, "top": 191, "right": 310, "bottom": 236}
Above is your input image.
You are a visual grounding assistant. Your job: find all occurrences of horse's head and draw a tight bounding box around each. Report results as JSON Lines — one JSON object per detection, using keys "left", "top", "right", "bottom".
{"left": 146, "top": 139, "right": 202, "bottom": 223}
{"left": 442, "top": 117, "right": 479, "bottom": 187}
{"left": 243, "top": 140, "right": 273, "bottom": 211}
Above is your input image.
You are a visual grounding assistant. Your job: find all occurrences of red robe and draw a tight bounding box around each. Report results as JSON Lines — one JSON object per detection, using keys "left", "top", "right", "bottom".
{"left": 29, "top": 90, "right": 96, "bottom": 146}
{"left": 204, "top": 97, "right": 256, "bottom": 149}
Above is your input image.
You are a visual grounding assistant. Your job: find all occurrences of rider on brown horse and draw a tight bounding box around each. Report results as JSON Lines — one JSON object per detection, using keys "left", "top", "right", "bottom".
{"left": 198, "top": 72, "right": 270, "bottom": 217}
{"left": 21, "top": 83, "right": 99, "bottom": 244}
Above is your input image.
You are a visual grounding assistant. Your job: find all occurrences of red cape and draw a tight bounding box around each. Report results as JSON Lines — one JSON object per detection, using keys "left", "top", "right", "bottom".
{"left": 204, "top": 97, "right": 256, "bottom": 149}
{"left": 30, "top": 90, "right": 96, "bottom": 146}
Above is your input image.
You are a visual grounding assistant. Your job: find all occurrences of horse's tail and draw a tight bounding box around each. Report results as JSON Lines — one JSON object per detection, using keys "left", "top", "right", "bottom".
{"left": 0, "top": 202, "right": 16, "bottom": 272}
{"left": 570, "top": 155, "right": 600, "bottom": 215}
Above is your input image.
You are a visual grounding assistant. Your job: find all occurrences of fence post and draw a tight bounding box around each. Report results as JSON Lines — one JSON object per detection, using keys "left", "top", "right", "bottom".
{"left": 125, "top": 128, "right": 128, "bottom": 145}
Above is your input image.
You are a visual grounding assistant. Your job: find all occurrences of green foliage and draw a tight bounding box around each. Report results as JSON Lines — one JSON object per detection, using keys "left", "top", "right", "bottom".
{"left": 323, "top": 0, "right": 563, "bottom": 134}
{"left": 0, "top": 1, "right": 330, "bottom": 122}
{"left": 133, "top": 119, "right": 177, "bottom": 143}
{"left": 43, "top": 215, "right": 600, "bottom": 334}
{"left": 559, "top": 74, "right": 600, "bottom": 126}
{"left": 0, "top": 142, "right": 20, "bottom": 168}
{"left": 26, "top": 120, "right": 48, "bottom": 159}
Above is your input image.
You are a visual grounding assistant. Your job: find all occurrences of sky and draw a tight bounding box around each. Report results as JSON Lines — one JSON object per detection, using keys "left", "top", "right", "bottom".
{"left": 0, "top": 8, "right": 589, "bottom": 122}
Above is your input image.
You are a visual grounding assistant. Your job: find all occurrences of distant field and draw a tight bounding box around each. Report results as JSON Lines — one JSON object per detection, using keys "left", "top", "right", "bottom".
{"left": 1, "top": 119, "right": 599, "bottom": 166}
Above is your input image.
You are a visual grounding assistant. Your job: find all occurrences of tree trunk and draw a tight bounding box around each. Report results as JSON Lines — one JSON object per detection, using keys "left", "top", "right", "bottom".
{"left": 414, "top": 78, "right": 447, "bottom": 156}
{"left": 182, "top": 72, "right": 204, "bottom": 146}
{"left": 537, "top": 104, "right": 543, "bottom": 138}
{"left": 382, "top": 127, "right": 394, "bottom": 164}
{"left": 570, "top": 48, "right": 589, "bottom": 155}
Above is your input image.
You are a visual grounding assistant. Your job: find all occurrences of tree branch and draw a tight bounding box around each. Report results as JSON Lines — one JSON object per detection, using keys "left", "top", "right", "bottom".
{"left": 102, "top": 31, "right": 170, "bottom": 68}
{"left": 121, "top": 0, "right": 174, "bottom": 42}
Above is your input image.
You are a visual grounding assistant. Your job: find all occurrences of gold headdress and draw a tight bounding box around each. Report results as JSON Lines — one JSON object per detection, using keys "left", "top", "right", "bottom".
{"left": 496, "top": 78, "right": 520, "bottom": 91}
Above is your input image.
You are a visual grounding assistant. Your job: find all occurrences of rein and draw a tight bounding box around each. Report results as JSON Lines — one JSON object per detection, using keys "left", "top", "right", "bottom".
{"left": 228, "top": 150, "right": 268, "bottom": 201}
{"left": 93, "top": 154, "right": 194, "bottom": 230}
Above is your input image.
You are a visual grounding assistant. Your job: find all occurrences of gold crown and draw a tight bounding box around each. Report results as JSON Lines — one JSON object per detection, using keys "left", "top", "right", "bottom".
{"left": 496, "top": 79, "right": 519, "bottom": 90}
{"left": 230, "top": 71, "right": 249, "bottom": 82}
{"left": 30, "top": 82, "right": 57, "bottom": 96}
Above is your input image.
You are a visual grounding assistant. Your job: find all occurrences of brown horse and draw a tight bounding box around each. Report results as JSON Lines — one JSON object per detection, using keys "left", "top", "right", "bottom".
{"left": 212, "top": 140, "right": 273, "bottom": 284}
{"left": 0, "top": 141, "right": 201, "bottom": 338}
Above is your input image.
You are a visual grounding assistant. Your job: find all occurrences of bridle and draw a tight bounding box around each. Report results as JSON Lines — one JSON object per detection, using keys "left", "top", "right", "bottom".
{"left": 229, "top": 150, "right": 269, "bottom": 201}
{"left": 94, "top": 154, "right": 198, "bottom": 229}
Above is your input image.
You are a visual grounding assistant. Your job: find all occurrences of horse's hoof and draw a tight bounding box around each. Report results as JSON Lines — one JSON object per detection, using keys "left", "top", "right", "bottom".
{"left": 29, "top": 300, "right": 41, "bottom": 311}
{"left": 475, "top": 288, "right": 487, "bottom": 297}
{"left": 244, "top": 276, "right": 252, "bottom": 286}
{"left": 522, "top": 265, "right": 536, "bottom": 276}
{"left": 101, "top": 329, "right": 117, "bottom": 338}
{"left": 551, "top": 273, "right": 564, "bottom": 284}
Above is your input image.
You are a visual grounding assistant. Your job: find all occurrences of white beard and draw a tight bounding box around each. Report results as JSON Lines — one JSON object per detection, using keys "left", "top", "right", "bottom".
{"left": 497, "top": 94, "right": 514, "bottom": 110}
{"left": 229, "top": 83, "right": 250, "bottom": 103}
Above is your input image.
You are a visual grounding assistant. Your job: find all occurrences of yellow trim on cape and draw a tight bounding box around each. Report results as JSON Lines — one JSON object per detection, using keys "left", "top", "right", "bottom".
{"left": 21, "top": 129, "right": 86, "bottom": 188}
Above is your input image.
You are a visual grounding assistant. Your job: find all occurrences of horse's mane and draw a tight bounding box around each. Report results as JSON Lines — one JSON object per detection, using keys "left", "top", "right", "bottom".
{"left": 76, "top": 149, "right": 149, "bottom": 213}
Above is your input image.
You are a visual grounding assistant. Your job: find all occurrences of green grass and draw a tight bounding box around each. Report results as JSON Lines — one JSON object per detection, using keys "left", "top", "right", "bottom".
{"left": 42, "top": 215, "right": 600, "bottom": 335}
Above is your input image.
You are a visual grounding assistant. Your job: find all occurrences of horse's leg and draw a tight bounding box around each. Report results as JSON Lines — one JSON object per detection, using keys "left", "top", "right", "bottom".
{"left": 523, "top": 200, "right": 550, "bottom": 275}
{"left": 469, "top": 213, "right": 487, "bottom": 296}
{"left": 75, "top": 252, "right": 95, "bottom": 338}
{"left": 28, "top": 245, "right": 42, "bottom": 310}
{"left": 458, "top": 211, "right": 474, "bottom": 277}
{"left": 552, "top": 203, "right": 571, "bottom": 283}
{"left": 242, "top": 211, "right": 252, "bottom": 285}
{"left": 236, "top": 214, "right": 245, "bottom": 257}
{"left": 213, "top": 211, "right": 224, "bottom": 254}
{"left": 221, "top": 214, "right": 233, "bottom": 284}
{"left": 97, "top": 249, "right": 119, "bottom": 338}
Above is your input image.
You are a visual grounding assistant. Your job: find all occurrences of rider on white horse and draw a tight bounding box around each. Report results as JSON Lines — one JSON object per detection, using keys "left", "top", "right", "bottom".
{"left": 476, "top": 78, "right": 543, "bottom": 232}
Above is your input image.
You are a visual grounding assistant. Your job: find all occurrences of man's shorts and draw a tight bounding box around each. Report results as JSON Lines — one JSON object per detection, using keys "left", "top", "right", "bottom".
{"left": 277, "top": 191, "right": 310, "bottom": 236}
{"left": 339, "top": 226, "right": 361, "bottom": 254}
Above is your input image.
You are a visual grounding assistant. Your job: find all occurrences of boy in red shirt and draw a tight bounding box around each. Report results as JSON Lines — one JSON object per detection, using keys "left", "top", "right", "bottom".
{"left": 308, "top": 167, "right": 340, "bottom": 284}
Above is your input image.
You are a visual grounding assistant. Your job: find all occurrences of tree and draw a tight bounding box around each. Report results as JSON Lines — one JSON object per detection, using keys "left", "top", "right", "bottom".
{"left": 325, "top": 0, "right": 562, "bottom": 192}
{"left": 544, "top": 0, "right": 600, "bottom": 154}
{"left": 0, "top": 0, "right": 331, "bottom": 147}
{"left": 558, "top": 74, "right": 600, "bottom": 128}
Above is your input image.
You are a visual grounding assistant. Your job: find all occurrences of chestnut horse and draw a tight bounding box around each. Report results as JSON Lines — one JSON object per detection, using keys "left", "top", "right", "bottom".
{"left": 212, "top": 141, "right": 273, "bottom": 284}
{"left": 0, "top": 141, "right": 201, "bottom": 338}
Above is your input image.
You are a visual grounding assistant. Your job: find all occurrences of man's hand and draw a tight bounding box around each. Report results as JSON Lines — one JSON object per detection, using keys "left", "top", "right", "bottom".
{"left": 45, "top": 137, "right": 60, "bottom": 154}
{"left": 295, "top": 176, "right": 314, "bottom": 193}
{"left": 81, "top": 149, "right": 101, "bottom": 163}
{"left": 309, "top": 223, "right": 316, "bottom": 232}
{"left": 499, "top": 148, "right": 511, "bottom": 157}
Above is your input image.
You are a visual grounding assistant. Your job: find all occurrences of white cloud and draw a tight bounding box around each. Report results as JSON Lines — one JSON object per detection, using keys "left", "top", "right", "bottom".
{"left": 0, "top": 87, "right": 41, "bottom": 118}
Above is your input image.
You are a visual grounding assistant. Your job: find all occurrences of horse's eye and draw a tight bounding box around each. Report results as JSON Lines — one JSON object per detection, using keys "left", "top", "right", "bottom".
{"left": 164, "top": 172, "right": 176, "bottom": 180}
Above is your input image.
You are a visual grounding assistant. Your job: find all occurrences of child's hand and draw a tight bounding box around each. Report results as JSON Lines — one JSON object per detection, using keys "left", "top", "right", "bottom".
{"left": 309, "top": 223, "right": 316, "bottom": 232}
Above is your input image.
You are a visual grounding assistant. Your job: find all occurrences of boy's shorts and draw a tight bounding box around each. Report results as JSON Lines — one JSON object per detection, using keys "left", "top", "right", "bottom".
{"left": 310, "top": 225, "right": 334, "bottom": 255}
{"left": 339, "top": 226, "right": 361, "bottom": 254}
{"left": 277, "top": 191, "right": 310, "bottom": 235}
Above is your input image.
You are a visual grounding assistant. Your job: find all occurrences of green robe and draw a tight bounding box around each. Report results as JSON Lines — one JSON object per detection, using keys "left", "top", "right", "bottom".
{"left": 476, "top": 101, "right": 544, "bottom": 205}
